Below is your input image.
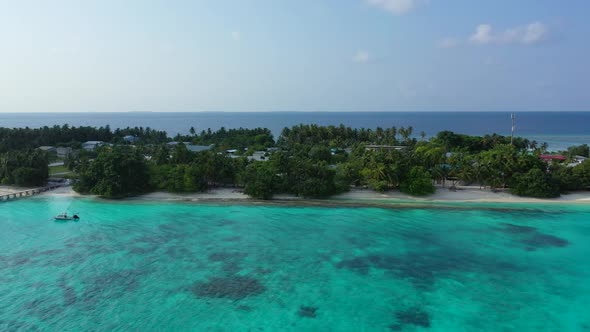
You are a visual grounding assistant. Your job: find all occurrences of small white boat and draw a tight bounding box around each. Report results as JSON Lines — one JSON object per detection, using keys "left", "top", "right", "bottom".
{"left": 54, "top": 213, "right": 80, "bottom": 221}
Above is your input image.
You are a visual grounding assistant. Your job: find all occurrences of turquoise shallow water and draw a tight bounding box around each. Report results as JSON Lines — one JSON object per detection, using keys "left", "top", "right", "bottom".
{"left": 1, "top": 197, "right": 590, "bottom": 331}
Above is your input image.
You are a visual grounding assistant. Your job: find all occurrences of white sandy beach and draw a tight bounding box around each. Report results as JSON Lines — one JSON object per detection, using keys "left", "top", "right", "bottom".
{"left": 29, "top": 185, "right": 590, "bottom": 205}
{"left": 333, "top": 187, "right": 590, "bottom": 204}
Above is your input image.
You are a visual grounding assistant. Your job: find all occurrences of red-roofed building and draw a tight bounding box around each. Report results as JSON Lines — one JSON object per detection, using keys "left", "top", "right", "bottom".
{"left": 539, "top": 154, "right": 567, "bottom": 162}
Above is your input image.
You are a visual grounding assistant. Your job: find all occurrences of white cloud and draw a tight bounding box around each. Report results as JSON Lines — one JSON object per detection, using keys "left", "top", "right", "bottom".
{"left": 366, "top": 0, "right": 420, "bottom": 15}
{"left": 353, "top": 50, "right": 370, "bottom": 63}
{"left": 231, "top": 31, "right": 241, "bottom": 41}
{"left": 469, "top": 24, "right": 494, "bottom": 44}
{"left": 437, "top": 37, "right": 460, "bottom": 49}
{"left": 523, "top": 22, "right": 547, "bottom": 44}
{"left": 469, "top": 22, "right": 548, "bottom": 45}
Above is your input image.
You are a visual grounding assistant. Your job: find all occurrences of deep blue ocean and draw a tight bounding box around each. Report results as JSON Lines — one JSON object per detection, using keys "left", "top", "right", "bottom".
{"left": 1, "top": 112, "right": 589, "bottom": 150}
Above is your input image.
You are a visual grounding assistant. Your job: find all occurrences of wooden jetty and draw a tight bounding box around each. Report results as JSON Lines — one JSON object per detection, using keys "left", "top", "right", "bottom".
{"left": 0, "top": 184, "right": 63, "bottom": 202}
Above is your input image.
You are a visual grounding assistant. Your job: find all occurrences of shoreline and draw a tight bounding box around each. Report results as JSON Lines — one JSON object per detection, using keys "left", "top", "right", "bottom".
{"left": 34, "top": 186, "right": 590, "bottom": 207}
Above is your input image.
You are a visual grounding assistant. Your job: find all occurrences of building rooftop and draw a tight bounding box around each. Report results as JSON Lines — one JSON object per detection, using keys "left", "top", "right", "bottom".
{"left": 248, "top": 151, "right": 269, "bottom": 162}
{"left": 365, "top": 145, "right": 406, "bottom": 151}
{"left": 539, "top": 154, "right": 566, "bottom": 161}
{"left": 186, "top": 145, "right": 213, "bottom": 153}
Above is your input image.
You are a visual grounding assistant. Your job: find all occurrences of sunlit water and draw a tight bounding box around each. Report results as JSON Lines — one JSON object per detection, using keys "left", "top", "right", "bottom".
{"left": 1, "top": 197, "right": 589, "bottom": 331}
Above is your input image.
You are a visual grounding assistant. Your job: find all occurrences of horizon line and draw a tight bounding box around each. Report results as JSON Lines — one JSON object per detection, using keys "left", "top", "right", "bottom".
{"left": 1, "top": 110, "right": 590, "bottom": 114}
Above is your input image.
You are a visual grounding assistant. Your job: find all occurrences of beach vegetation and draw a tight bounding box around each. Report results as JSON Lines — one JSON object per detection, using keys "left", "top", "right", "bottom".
{"left": 572, "top": 160, "right": 590, "bottom": 188}
{"left": 243, "top": 162, "right": 278, "bottom": 200}
{"left": 2, "top": 123, "right": 589, "bottom": 199}
{"left": 400, "top": 166, "right": 436, "bottom": 196}
{"left": 511, "top": 168, "right": 560, "bottom": 198}
{"left": 74, "top": 146, "right": 150, "bottom": 198}
{"left": 566, "top": 144, "right": 589, "bottom": 158}
{"left": 551, "top": 166, "right": 579, "bottom": 192}
{"left": 0, "top": 149, "right": 49, "bottom": 186}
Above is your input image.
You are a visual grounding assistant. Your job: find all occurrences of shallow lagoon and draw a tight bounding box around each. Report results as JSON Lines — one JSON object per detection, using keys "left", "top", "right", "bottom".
{"left": 1, "top": 197, "right": 589, "bottom": 331}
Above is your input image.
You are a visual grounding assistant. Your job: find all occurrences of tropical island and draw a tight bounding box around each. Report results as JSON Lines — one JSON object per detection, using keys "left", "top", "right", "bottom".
{"left": 1, "top": 124, "right": 589, "bottom": 201}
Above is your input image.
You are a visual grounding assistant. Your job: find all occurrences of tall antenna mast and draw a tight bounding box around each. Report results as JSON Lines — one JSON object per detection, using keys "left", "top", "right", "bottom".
{"left": 511, "top": 113, "right": 516, "bottom": 145}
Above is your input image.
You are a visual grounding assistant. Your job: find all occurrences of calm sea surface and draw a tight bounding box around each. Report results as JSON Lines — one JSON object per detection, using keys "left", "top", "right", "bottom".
{"left": 1, "top": 112, "right": 589, "bottom": 150}
{"left": 1, "top": 197, "right": 589, "bottom": 331}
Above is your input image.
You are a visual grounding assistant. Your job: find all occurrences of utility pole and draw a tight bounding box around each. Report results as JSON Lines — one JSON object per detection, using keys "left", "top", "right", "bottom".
{"left": 511, "top": 113, "right": 515, "bottom": 145}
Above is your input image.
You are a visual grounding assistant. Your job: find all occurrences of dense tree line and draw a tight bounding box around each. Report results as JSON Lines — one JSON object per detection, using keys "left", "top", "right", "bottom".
{"left": 564, "top": 144, "right": 589, "bottom": 158}
{"left": 0, "top": 150, "right": 48, "bottom": 186}
{"left": 243, "top": 151, "right": 347, "bottom": 199}
{"left": 0, "top": 125, "right": 168, "bottom": 152}
{"left": 58, "top": 124, "right": 590, "bottom": 199}
{"left": 74, "top": 146, "right": 150, "bottom": 198}
{"left": 174, "top": 127, "right": 275, "bottom": 152}
{"left": 277, "top": 124, "right": 416, "bottom": 148}
{"left": 432, "top": 131, "right": 536, "bottom": 153}
{"left": 148, "top": 144, "right": 246, "bottom": 193}
{"left": 112, "top": 127, "right": 169, "bottom": 144}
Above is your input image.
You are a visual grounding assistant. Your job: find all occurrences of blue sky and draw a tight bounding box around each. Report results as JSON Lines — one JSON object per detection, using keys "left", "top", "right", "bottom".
{"left": 0, "top": 0, "right": 588, "bottom": 112}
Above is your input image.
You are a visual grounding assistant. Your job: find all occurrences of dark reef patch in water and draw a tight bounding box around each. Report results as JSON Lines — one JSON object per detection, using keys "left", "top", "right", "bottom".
{"left": 394, "top": 307, "right": 431, "bottom": 328}
{"left": 38, "top": 252, "right": 87, "bottom": 268}
{"left": 522, "top": 233, "right": 569, "bottom": 249}
{"left": 58, "top": 275, "right": 77, "bottom": 306}
{"left": 499, "top": 223, "right": 537, "bottom": 234}
{"left": 129, "top": 246, "right": 154, "bottom": 255}
{"left": 236, "top": 305, "right": 253, "bottom": 312}
{"left": 0, "top": 254, "right": 32, "bottom": 268}
{"left": 223, "top": 236, "right": 242, "bottom": 242}
{"left": 80, "top": 269, "right": 149, "bottom": 307}
{"left": 0, "top": 320, "right": 39, "bottom": 331}
{"left": 165, "top": 246, "right": 193, "bottom": 260}
{"left": 336, "top": 249, "right": 523, "bottom": 288}
{"left": 222, "top": 261, "right": 242, "bottom": 274}
{"left": 208, "top": 252, "right": 248, "bottom": 262}
{"left": 82, "top": 244, "right": 119, "bottom": 256}
{"left": 254, "top": 267, "right": 272, "bottom": 275}
{"left": 191, "top": 276, "right": 265, "bottom": 300}
{"left": 62, "top": 286, "right": 77, "bottom": 306}
{"left": 298, "top": 306, "right": 318, "bottom": 318}
{"left": 496, "top": 223, "right": 570, "bottom": 250}
{"left": 35, "top": 249, "right": 64, "bottom": 257}
{"left": 335, "top": 256, "right": 372, "bottom": 275}
{"left": 157, "top": 222, "right": 200, "bottom": 239}
{"left": 346, "top": 237, "right": 372, "bottom": 250}
{"left": 217, "top": 219, "right": 237, "bottom": 227}
{"left": 24, "top": 297, "right": 64, "bottom": 321}
{"left": 336, "top": 253, "right": 460, "bottom": 286}
{"left": 134, "top": 234, "right": 171, "bottom": 247}
{"left": 208, "top": 252, "right": 248, "bottom": 274}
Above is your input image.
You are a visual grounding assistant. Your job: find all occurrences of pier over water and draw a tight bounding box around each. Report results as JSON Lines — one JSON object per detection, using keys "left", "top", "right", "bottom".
{"left": 0, "top": 185, "right": 63, "bottom": 202}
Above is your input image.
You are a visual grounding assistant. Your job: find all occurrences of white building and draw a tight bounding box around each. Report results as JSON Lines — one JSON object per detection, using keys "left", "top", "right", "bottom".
{"left": 38, "top": 146, "right": 57, "bottom": 153}
{"left": 123, "top": 135, "right": 138, "bottom": 143}
{"left": 56, "top": 147, "right": 73, "bottom": 158}
{"left": 248, "top": 151, "right": 269, "bottom": 162}
{"left": 82, "top": 141, "right": 106, "bottom": 151}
